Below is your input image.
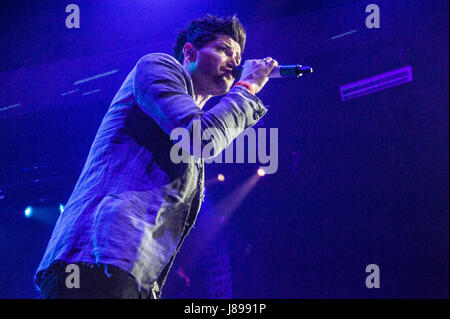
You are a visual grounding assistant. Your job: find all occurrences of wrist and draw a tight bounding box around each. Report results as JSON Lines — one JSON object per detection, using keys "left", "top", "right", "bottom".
{"left": 234, "top": 81, "right": 255, "bottom": 95}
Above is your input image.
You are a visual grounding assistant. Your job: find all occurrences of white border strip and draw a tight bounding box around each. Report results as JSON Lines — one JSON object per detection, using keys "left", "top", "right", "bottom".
{"left": 331, "top": 29, "right": 357, "bottom": 40}
{"left": 0, "top": 103, "right": 21, "bottom": 112}
{"left": 74, "top": 69, "right": 118, "bottom": 85}
{"left": 82, "top": 89, "right": 101, "bottom": 96}
{"left": 61, "top": 88, "right": 80, "bottom": 96}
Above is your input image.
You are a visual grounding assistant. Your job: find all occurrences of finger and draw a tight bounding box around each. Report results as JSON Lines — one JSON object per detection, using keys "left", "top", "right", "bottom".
{"left": 262, "top": 57, "right": 272, "bottom": 64}
{"left": 267, "top": 59, "right": 278, "bottom": 71}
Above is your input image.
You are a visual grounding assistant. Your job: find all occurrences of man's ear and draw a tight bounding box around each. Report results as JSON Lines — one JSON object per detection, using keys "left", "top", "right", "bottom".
{"left": 183, "top": 43, "right": 197, "bottom": 63}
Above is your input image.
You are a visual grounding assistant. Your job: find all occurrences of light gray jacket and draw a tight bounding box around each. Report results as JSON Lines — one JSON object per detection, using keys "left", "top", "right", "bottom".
{"left": 35, "top": 53, "right": 267, "bottom": 298}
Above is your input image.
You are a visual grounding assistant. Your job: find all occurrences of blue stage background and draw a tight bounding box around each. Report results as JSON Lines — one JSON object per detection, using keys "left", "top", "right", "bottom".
{"left": 0, "top": 0, "right": 448, "bottom": 298}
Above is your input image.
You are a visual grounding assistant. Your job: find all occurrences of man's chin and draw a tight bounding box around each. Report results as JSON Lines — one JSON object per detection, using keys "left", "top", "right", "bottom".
{"left": 219, "top": 85, "right": 232, "bottom": 95}
{"left": 212, "top": 79, "right": 232, "bottom": 95}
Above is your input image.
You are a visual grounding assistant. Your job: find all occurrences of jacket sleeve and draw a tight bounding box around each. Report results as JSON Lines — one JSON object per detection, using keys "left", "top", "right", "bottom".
{"left": 132, "top": 53, "right": 268, "bottom": 158}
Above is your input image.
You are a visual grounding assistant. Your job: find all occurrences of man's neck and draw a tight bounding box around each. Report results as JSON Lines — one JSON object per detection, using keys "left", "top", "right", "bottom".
{"left": 183, "top": 63, "right": 211, "bottom": 109}
{"left": 193, "top": 92, "right": 211, "bottom": 109}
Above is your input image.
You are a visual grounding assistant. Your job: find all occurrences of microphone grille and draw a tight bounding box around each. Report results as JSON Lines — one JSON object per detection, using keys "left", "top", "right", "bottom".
{"left": 231, "top": 66, "right": 243, "bottom": 79}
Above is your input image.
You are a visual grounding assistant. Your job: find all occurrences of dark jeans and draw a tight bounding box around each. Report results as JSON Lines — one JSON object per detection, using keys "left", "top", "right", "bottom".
{"left": 37, "top": 261, "right": 152, "bottom": 299}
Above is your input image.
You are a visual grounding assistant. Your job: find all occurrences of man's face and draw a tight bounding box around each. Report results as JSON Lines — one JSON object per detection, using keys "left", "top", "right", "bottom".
{"left": 187, "top": 34, "right": 242, "bottom": 96}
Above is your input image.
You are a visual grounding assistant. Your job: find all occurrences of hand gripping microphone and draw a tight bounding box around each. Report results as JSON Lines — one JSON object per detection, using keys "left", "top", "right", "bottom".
{"left": 232, "top": 64, "right": 313, "bottom": 79}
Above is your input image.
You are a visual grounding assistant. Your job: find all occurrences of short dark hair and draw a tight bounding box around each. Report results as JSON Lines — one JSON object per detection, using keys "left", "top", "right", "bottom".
{"left": 173, "top": 14, "right": 246, "bottom": 64}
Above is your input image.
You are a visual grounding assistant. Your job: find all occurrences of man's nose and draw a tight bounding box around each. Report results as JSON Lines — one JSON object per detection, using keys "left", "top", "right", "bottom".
{"left": 227, "top": 56, "right": 238, "bottom": 69}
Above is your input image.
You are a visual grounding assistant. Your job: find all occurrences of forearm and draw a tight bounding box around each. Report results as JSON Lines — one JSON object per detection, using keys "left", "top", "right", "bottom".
{"left": 133, "top": 53, "right": 268, "bottom": 158}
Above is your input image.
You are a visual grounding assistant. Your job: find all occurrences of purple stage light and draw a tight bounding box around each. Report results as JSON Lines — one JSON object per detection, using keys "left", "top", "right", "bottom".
{"left": 340, "top": 65, "right": 413, "bottom": 101}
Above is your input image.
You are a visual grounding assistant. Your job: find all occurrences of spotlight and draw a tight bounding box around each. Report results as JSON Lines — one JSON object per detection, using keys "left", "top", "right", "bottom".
{"left": 257, "top": 168, "right": 266, "bottom": 177}
{"left": 24, "top": 206, "right": 33, "bottom": 218}
{"left": 217, "top": 174, "right": 225, "bottom": 182}
{"left": 59, "top": 203, "right": 65, "bottom": 213}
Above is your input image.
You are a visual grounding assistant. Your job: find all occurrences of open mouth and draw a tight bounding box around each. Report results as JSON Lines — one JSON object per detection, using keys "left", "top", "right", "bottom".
{"left": 221, "top": 70, "right": 233, "bottom": 80}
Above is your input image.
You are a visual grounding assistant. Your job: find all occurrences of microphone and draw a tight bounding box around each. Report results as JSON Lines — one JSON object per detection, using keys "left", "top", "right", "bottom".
{"left": 232, "top": 64, "right": 313, "bottom": 79}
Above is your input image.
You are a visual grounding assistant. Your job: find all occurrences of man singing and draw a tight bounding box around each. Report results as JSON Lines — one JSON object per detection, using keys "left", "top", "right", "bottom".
{"left": 34, "top": 14, "right": 277, "bottom": 299}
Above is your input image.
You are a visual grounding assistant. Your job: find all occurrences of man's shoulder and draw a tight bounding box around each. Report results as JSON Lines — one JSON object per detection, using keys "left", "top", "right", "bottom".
{"left": 135, "top": 53, "right": 190, "bottom": 81}
{"left": 137, "top": 53, "right": 182, "bottom": 69}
